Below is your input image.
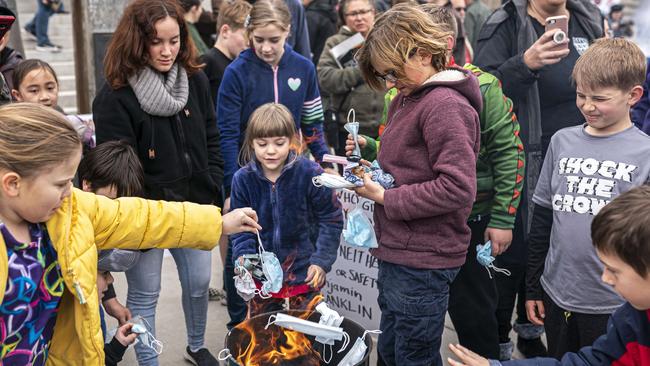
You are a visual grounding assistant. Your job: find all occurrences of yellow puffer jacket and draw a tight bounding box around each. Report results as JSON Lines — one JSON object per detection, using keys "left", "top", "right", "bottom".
{"left": 0, "top": 188, "right": 223, "bottom": 366}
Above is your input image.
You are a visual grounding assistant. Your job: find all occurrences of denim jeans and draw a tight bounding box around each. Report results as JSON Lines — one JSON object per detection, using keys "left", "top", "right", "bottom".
{"left": 224, "top": 239, "right": 247, "bottom": 329}
{"left": 25, "top": 0, "right": 55, "bottom": 46}
{"left": 126, "top": 248, "right": 211, "bottom": 366}
{"left": 377, "top": 260, "right": 459, "bottom": 366}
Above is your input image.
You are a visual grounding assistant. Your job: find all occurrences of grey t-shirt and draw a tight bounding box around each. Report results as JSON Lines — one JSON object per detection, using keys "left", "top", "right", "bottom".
{"left": 533, "top": 125, "right": 650, "bottom": 314}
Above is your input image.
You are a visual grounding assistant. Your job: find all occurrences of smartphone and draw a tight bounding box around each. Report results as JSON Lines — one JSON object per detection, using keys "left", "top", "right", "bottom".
{"left": 0, "top": 15, "right": 15, "bottom": 41}
{"left": 545, "top": 15, "right": 569, "bottom": 48}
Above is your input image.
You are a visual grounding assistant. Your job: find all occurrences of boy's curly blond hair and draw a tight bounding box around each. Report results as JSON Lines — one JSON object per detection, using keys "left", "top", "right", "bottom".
{"left": 356, "top": 3, "right": 452, "bottom": 91}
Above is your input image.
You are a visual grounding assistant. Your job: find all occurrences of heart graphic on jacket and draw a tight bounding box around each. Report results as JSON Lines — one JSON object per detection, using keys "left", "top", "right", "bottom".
{"left": 288, "top": 78, "right": 301, "bottom": 91}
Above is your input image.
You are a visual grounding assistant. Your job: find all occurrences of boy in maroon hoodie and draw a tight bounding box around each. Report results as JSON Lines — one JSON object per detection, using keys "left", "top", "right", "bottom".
{"left": 354, "top": 4, "right": 482, "bottom": 366}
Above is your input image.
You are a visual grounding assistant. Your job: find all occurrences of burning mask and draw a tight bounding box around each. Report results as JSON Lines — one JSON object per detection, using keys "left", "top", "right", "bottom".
{"left": 265, "top": 312, "right": 350, "bottom": 350}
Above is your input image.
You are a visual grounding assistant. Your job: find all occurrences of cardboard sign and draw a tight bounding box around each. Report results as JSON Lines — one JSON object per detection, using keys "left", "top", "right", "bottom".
{"left": 324, "top": 190, "right": 380, "bottom": 330}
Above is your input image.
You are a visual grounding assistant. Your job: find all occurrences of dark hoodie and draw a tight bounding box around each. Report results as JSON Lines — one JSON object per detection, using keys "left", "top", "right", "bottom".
{"left": 371, "top": 67, "right": 482, "bottom": 269}
{"left": 305, "top": 0, "right": 337, "bottom": 65}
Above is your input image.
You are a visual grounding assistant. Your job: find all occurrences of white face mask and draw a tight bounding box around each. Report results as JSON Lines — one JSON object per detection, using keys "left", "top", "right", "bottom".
{"left": 312, "top": 173, "right": 356, "bottom": 189}
{"left": 266, "top": 312, "right": 350, "bottom": 346}
{"left": 315, "top": 302, "right": 345, "bottom": 345}
{"left": 128, "top": 315, "right": 164, "bottom": 355}
{"left": 337, "top": 330, "right": 381, "bottom": 366}
{"left": 234, "top": 267, "right": 258, "bottom": 301}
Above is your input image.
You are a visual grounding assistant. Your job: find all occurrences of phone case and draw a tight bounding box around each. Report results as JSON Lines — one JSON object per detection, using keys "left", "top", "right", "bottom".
{"left": 545, "top": 15, "right": 569, "bottom": 47}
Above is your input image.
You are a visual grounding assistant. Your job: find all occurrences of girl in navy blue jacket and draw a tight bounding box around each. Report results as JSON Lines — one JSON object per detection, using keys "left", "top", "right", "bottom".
{"left": 217, "top": 0, "right": 330, "bottom": 198}
{"left": 230, "top": 103, "right": 343, "bottom": 315}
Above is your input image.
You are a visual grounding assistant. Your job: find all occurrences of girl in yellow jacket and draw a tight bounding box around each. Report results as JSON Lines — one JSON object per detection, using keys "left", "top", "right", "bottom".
{"left": 0, "top": 103, "right": 261, "bottom": 366}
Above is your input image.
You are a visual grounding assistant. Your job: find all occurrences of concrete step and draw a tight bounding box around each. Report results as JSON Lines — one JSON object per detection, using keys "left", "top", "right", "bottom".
{"left": 57, "top": 89, "right": 77, "bottom": 111}
{"left": 57, "top": 74, "right": 76, "bottom": 91}
{"left": 44, "top": 60, "right": 76, "bottom": 78}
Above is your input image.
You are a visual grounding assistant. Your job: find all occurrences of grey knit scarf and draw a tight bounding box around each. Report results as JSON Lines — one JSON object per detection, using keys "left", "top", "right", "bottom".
{"left": 128, "top": 64, "right": 189, "bottom": 117}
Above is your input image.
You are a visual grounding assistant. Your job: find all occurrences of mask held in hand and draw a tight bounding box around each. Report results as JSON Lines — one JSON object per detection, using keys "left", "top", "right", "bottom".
{"left": 476, "top": 241, "right": 511, "bottom": 278}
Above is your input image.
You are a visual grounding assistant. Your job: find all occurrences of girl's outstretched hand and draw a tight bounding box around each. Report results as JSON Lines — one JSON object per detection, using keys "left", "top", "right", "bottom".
{"left": 222, "top": 207, "right": 262, "bottom": 235}
{"left": 305, "top": 264, "right": 326, "bottom": 288}
{"left": 447, "top": 344, "right": 489, "bottom": 366}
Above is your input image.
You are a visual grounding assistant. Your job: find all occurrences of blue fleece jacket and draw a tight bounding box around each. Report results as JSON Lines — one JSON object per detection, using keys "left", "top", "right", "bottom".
{"left": 230, "top": 155, "right": 343, "bottom": 286}
{"left": 217, "top": 45, "right": 329, "bottom": 195}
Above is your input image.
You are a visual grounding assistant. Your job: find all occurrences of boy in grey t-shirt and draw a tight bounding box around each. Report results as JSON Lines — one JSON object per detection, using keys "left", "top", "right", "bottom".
{"left": 524, "top": 38, "right": 650, "bottom": 359}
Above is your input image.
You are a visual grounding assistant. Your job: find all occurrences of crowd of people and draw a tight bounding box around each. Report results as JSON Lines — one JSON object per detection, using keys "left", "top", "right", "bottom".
{"left": 0, "top": 0, "right": 649, "bottom": 366}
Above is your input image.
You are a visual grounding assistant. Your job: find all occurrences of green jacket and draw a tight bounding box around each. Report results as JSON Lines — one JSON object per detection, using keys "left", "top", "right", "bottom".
{"left": 188, "top": 22, "right": 209, "bottom": 56}
{"left": 363, "top": 64, "right": 525, "bottom": 229}
{"left": 317, "top": 27, "right": 385, "bottom": 137}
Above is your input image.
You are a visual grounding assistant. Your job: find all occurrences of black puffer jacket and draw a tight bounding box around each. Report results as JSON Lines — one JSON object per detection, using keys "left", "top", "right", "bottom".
{"left": 93, "top": 71, "right": 224, "bottom": 205}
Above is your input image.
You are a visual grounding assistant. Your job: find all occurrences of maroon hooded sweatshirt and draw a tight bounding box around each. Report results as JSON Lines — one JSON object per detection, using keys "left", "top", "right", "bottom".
{"left": 371, "top": 67, "right": 482, "bottom": 269}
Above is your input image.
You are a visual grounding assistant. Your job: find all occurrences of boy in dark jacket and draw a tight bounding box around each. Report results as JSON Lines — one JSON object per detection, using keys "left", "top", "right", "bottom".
{"left": 448, "top": 185, "right": 650, "bottom": 366}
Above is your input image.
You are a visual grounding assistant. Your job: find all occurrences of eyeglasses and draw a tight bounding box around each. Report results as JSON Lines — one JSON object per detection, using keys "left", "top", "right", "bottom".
{"left": 345, "top": 8, "right": 373, "bottom": 18}
{"left": 374, "top": 70, "right": 398, "bottom": 83}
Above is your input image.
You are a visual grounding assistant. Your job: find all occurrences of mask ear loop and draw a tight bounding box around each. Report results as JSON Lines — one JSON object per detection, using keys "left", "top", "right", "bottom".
{"left": 218, "top": 348, "right": 234, "bottom": 362}
{"left": 337, "top": 332, "right": 351, "bottom": 353}
{"left": 347, "top": 108, "right": 356, "bottom": 124}
{"left": 361, "top": 329, "right": 382, "bottom": 340}
{"left": 264, "top": 314, "right": 278, "bottom": 330}
{"left": 150, "top": 337, "right": 164, "bottom": 355}
{"left": 312, "top": 176, "right": 324, "bottom": 187}
{"left": 487, "top": 264, "right": 511, "bottom": 277}
{"left": 321, "top": 343, "right": 333, "bottom": 364}
{"left": 255, "top": 288, "right": 273, "bottom": 299}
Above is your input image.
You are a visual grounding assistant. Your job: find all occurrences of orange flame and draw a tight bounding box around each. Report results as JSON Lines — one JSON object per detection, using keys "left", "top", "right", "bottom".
{"left": 233, "top": 294, "right": 326, "bottom": 366}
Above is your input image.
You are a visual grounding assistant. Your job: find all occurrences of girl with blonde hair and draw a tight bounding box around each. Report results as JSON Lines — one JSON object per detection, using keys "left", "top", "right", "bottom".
{"left": 0, "top": 103, "right": 259, "bottom": 366}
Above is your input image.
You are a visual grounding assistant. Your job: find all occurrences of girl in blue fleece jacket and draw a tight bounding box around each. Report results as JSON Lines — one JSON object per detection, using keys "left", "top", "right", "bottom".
{"left": 230, "top": 103, "right": 343, "bottom": 315}
{"left": 217, "top": 0, "right": 330, "bottom": 198}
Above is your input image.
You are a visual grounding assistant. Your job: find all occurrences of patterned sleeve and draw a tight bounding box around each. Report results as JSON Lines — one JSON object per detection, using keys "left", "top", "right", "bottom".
{"left": 300, "top": 65, "right": 329, "bottom": 163}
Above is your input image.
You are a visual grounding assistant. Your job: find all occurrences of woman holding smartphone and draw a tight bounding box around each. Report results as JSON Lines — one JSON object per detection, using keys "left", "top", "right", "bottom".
{"left": 93, "top": 1, "right": 224, "bottom": 365}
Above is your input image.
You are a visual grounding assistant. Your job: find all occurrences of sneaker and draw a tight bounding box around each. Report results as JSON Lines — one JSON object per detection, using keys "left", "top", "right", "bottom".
{"left": 36, "top": 43, "right": 62, "bottom": 53}
{"left": 184, "top": 347, "right": 219, "bottom": 366}
{"left": 220, "top": 294, "right": 227, "bottom": 307}
{"left": 208, "top": 287, "right": 225, "bottom": 302}
{"left": 516, "top": 336, "right": 548, "bottom": 358}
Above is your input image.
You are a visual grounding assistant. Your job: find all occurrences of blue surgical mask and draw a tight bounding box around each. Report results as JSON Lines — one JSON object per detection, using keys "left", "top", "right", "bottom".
{"left": 257, "top": 231, "right": 284, "bottom": 296}
{"left": 343, "top": 208, "right": 378, "bottom": 248}
{"left": 476, "top": 241, "right": 511, "bottom": 278}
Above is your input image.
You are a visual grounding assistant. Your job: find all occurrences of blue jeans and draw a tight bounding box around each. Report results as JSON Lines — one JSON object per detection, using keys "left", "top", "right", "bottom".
{"left": 25, "top": 0, "right": 56, "bottom": 46}
{"left": 126, "top": 248, "right": 211, "bottom": 366}
{"left": 224, "top": 239, "right": 247, "bottom": 329}
{"left": 377, "top": 261, "right": 459, "bottom": 366}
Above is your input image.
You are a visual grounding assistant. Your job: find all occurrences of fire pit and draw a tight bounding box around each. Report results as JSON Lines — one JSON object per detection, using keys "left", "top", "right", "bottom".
{"left": 223, "top": 310, "right": 372, "bottom": 366}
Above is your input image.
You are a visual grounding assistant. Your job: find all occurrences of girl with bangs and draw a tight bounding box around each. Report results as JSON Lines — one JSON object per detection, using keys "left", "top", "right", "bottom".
{"left": 92, "top": 0, "right": 224, "bottom": 364}
{"left": 229, "top": 103, "right": 342, "bottom": 316}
